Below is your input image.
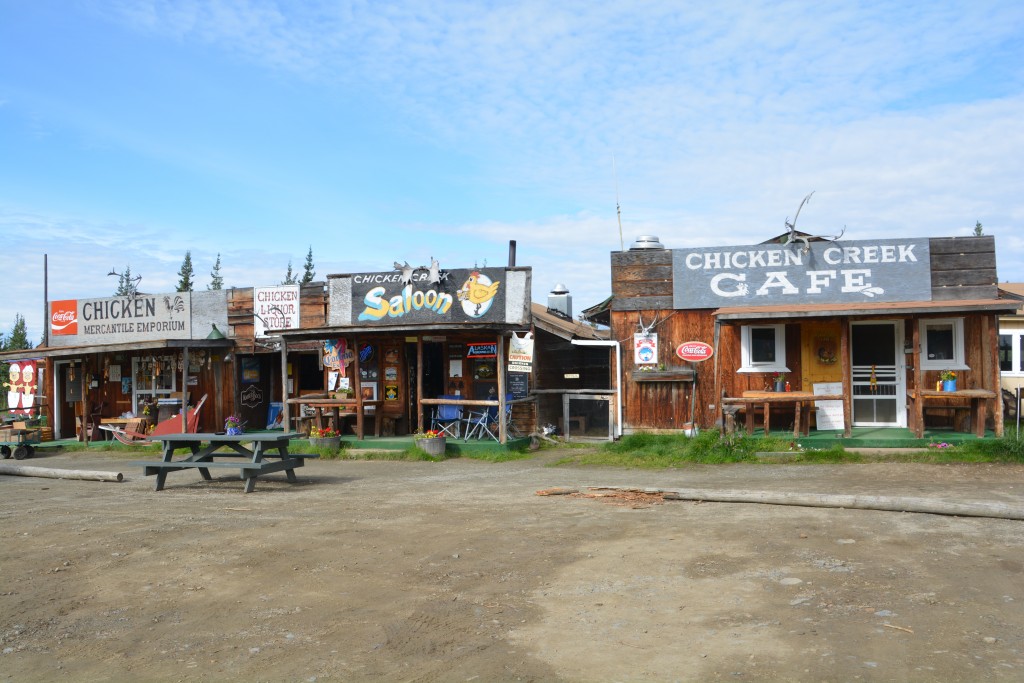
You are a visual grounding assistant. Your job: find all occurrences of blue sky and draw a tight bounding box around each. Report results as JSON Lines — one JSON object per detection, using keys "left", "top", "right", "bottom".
{"left": 2, "top": 0, "right": 1023, "bottom": 343}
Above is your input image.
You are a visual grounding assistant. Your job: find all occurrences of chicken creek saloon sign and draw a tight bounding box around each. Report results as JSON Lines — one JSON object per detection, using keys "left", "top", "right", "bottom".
{"left": 672, "top": 238, "right": 932, "bottom": 308}
{"left": 352, "top": 267, "right": 506, "bottom": 324}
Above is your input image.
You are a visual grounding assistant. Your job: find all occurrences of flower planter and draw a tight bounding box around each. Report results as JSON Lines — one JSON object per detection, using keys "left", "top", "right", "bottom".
{"left": 225, "top": 427, "right": 242, "bottom": 436}
{"left": 415, "top": 437, "right": 447, "bottom": 458}
{"left": 309, "top": 436, "right": 341, "bottom": 451}
{"left": 774, "top": 381, "right": 785, "bottom": 393}
{"left": 942, "top": 379, "right": 957, "bottom": 392}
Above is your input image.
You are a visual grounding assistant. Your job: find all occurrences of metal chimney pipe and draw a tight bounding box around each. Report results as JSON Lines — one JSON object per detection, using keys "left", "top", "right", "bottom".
{"left": 508, "top": 240, "right": 517, "bottom": 267}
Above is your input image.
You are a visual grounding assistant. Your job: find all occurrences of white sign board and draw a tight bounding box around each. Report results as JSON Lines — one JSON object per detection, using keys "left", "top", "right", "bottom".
{"left": 254, "top": 285, "right": 300, "bottom": 337}
{"left": 813, "top": 382, "right": 844, "bottom": 431}
{"left": 508, "top": 331, "right": 534, "bottom": 373}
{"left": 634, "top": 333, "right": 658, "bottom": 365}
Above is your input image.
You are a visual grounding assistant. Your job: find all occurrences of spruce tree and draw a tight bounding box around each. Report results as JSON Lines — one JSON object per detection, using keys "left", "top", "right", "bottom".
{"left": 973, "top": 221, "right": 984, "bottom": 236}
{"left": 177, "top": 251, "right": 195, "bottom": 292}
{"left": 301, "top": 246, "right": 316, "bottom": 284}
{"left": 282, "top": 260, "right": 298, "bottom": 285}
{"left": 115, "top": 265, "right": 137, "bottom": 296}
{"left": 209, "top": 253, "right": 224, "bottom": 290}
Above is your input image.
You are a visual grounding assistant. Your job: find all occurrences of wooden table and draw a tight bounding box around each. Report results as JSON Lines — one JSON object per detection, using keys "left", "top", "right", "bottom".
{"left": 286, "top": 397, "right": 382, "bottom": 439}
{"left": 134, "top": 433, "right": 315, "bottom": 493}
{"left": 907, "top": 389, "right": 996, "bottom": 438}
{"left": 722, "top": 391, "right": 846, "bottom": 437}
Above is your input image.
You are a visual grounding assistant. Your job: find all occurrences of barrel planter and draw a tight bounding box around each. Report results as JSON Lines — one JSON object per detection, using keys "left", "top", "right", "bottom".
{"left": 310, "top": 436, "right": 341, "bottom": 451}
{"left": 415, "top": 437, "right": 447, "bottom": 458}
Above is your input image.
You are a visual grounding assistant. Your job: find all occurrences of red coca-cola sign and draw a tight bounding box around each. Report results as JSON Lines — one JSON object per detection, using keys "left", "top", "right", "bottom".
{"left": 50, "top": 299, "right": 79, "bottom": 335}
{"left": 676, "top": 341, "right": 713, "bottom": 362}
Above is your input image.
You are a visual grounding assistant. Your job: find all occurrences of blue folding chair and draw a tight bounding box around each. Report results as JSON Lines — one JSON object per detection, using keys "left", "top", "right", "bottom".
{"left": 463, "top": 404, "right": 499, "bottom": 441}
{"left": 431, "top": 398, "right": 462, "bottom": 438}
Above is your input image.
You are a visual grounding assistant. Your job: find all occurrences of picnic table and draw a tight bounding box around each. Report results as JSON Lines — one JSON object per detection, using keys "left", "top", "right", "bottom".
{"left": 133, "top": 432, "right": 316, "bottom": 493}
{"left": 721, "top": 390, "right": 848, "bottom": 437}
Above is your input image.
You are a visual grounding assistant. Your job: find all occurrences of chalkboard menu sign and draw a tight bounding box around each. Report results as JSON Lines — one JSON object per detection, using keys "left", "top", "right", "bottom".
{"left": 507, "top": 372, "right": 528, "bottom": 399}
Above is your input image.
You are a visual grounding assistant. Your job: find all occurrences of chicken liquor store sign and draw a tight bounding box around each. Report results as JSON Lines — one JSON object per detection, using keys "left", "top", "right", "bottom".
{"left": 352, "top": 267, "right": 506, "bottom": 325}
{"left": 50, "top": 293, "right": 193, "bottom": 342}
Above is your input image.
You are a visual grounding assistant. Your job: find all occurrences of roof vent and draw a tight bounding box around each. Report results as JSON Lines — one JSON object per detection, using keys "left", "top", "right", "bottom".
{"left": 630, "top": 235, "right": 665, "bottom": 250}
{"left": 547, "top": 284, "right": 573, "bottom": 320}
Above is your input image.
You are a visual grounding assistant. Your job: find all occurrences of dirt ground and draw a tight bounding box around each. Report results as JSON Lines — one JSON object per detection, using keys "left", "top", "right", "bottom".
{"left": 2, "top": 448, "right": 1024, "bottom": 682}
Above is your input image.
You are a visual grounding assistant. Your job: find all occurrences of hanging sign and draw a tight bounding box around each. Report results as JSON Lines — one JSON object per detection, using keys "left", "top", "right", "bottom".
{"left": 508, "top": 332, "right": 534, "bottom": 373}
{"left": 633, "top": 333, "right": 658, "bottom": 365}
{"left": 676, "top": 341, "right": 714, "bottom": 362}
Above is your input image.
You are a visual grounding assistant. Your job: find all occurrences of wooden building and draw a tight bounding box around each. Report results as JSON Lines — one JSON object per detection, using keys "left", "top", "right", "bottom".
{"left": 275, "top": 263, "right": 535, "bottom": 443}
{"left": 601, "top": 234, "right": 1019, "bottom": 438}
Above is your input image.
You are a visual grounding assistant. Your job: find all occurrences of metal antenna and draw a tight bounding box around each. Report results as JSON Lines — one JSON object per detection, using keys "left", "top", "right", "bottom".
{"left": 614, "top": 156, "right": 624, "bottom": 251}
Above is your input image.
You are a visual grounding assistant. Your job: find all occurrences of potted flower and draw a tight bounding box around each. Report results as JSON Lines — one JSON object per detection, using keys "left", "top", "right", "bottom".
{"left": 224, "top": 415, "right": 243, "bottom": 435}
{"left": 309, "top": 425, "right": 341, "bottom": 450}
{"left": 414, "top": 429, "right": 446, "bottom": 458}
{"left": 939, "top": 370, "right": 957, "bottom": 392}
{"left": 772, "top": 371, "right": 787, "bottom": 392}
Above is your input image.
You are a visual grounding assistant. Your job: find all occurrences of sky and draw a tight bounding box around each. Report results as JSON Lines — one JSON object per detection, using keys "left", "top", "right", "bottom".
{"left": 2, "top": 0, "right": 1023, "bottom": 344}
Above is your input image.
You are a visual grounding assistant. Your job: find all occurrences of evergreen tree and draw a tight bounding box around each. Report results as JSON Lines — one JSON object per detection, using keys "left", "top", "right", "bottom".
{"left": 6, "top": 314, "right": 29, "bottom": 350}
{"left": 177, "top": 251, "right": 195, "bottom": 292}
{"left": 114, "top": 265, "right": 137, "bottom": 296}
{"left": 209, "top": 253, "right": 224, "bottom": 290}
{"left": 282, "top": 260, "right": 298, "bottom": 285}
{"left": 973, "top": 220, "right": 984, "bottom": 236}
{"left": 301, "top": 246, "right": 316, "bottom": 284}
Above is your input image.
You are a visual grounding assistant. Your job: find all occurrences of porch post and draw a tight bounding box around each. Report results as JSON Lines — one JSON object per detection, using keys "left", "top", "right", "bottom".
{"left": 911, "top": 318, "right": 923, "bottom": 436}
{"left": 840, "top": 319, "right": 852, "bottom": 438}
{"left": 416, "top": 335, "right": 424, "bottom": 434}
{"left": 497, "top": 332, "right": 506, "bottom": 444}
{"left": 280, "top": 338, "right": 289, "bottom": 434}
{"left": 181, "top": 347, "right": 189, "bottom": 432}
{"left": 987, "top": 314, "right": 1003, "bottom": 437}
{"left": 353, "top": 338, "right": 363, "bottom": 439}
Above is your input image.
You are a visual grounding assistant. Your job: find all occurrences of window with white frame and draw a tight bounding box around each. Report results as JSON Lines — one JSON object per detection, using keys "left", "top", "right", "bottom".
{"left": 739, "top": 324, "right": 789, "bottom": 373}
{"left": 999, "top": 330, "right": 1024, "bottom": 375}
{"left": 918, "top": 318, "right": 967, "bottom": 371}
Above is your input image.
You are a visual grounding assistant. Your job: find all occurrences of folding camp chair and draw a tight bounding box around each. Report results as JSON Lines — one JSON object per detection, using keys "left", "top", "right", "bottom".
{"left": 101, "top": 394, "right": 207, "bottom": 446}
{"left": 463, "top": 405, "right": 498, "bottom": 441}
{"left": 431, "top": 399, "right": 463, "bottom": 438}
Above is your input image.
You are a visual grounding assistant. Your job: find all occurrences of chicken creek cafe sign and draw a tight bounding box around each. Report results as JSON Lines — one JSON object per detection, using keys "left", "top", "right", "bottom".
{"left": 672, "top": 238, "right": 932, "bottom": 308}
{"left": 352, "top": 267, "right": 506, "bottom": 324}
{"left": 50, "top": 293, "right": 192, "bottom": 343}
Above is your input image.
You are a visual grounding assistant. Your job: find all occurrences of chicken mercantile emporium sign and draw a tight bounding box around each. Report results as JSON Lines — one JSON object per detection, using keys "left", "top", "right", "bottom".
{"left": 671, "top": 238, "right": 932, "bottom": 308}
{"left": 50, "top": 292, "right": 193, "bottom": 342}
{"left": 350, "top": 267, "right": 506, "bottom": 325}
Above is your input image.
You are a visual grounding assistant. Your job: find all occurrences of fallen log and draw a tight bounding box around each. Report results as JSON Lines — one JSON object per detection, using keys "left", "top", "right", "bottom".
{"left": 585, "top": 486, "right": 1024, "bottom": 521}
{"left": 0, "top": 463, "right": 123, "bottom": 483}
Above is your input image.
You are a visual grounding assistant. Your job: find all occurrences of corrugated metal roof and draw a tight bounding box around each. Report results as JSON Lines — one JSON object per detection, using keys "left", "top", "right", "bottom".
{"left": 714, "top": 298, "right": 1020, "bottom": 321}
{"left": 530, "top": 303, "right": 608, "bottom": 341}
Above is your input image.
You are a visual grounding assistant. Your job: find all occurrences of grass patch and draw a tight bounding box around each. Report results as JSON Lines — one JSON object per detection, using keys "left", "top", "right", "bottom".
{"left": 557, "top": 430, "right": 811, "bottom": 468}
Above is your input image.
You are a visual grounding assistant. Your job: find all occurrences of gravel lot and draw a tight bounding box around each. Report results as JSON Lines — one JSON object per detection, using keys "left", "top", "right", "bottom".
{"left": 2, "top": 448, "right": 1024, "bottom": 682}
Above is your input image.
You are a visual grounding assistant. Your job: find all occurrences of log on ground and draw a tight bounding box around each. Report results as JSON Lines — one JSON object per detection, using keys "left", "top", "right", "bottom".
{"left": 0, "top": 463, "right": 124, "bottom": 483}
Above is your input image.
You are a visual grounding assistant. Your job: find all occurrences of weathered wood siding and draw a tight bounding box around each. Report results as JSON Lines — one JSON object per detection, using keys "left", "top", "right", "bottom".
{"left": 930, "top": 236, "right": 998, "bottom": 300}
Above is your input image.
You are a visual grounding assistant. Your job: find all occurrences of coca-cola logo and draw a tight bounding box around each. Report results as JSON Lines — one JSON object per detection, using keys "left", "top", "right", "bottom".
{"left": 50, "top": 300, "right": 79, "bottom": 335}
{"left": 676, "top": 341, "right": 713, "bottom": 362}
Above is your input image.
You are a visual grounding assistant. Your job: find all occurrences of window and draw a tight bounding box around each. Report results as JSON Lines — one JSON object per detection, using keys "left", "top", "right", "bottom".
{"left": 739, "top": 324, "right": 789, "bottom": 373}
{"left": 918, "top": 318, "right": 966, "bottom": 371}
{"left": 999, "top": 331, "right": 1024, "bottom": 375}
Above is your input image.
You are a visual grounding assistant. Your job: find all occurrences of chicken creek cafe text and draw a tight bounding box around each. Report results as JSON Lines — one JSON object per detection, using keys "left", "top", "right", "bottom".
{"left": 672, "top": 238, "right": 932, "bottom": 308}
